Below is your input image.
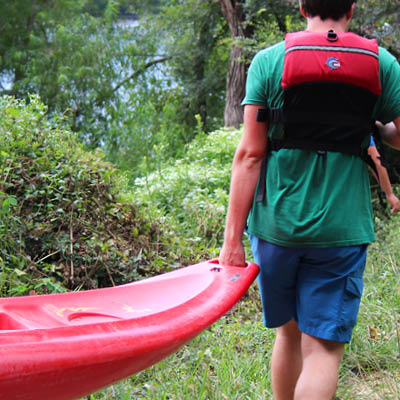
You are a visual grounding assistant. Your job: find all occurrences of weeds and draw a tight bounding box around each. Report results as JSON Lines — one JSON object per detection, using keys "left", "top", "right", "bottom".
{"left": 0, "top": 96, "right": 173, "bottom": 294}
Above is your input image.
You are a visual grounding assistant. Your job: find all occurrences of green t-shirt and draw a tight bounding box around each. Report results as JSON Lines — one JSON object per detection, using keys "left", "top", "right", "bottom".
{"left": 243, "top": 39, "right": 400, "bottom": 248}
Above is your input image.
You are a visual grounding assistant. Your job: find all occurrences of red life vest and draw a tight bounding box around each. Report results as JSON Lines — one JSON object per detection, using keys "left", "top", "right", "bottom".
{"left": 276, "top": 30, "right": 380, "bottom": 152}
{"left": 256, "top": 30, "right": 382, "bottom": 202}
{"left": 282, "top": 30, "right": 380, "bottom": 95}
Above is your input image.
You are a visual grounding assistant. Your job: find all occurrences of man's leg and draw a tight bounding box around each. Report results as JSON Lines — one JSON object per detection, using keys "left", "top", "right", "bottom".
{"left": 271, "top": 319, "right": 303, "bottom": 400}
{"left": 294, "top": 333, "right": 345, "bottom": 400}
{"left": 271, "top": 322, "right": 345, "bottom": 400}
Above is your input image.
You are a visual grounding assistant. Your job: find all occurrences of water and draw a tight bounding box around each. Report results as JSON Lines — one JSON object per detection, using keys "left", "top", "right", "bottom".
{"left": 0, "top": 71, "right": 13, "bottom": 91}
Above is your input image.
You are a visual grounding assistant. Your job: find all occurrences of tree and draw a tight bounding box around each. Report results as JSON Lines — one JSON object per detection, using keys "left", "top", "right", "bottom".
{"left": 0, "top": 0, "right": 191, "bottom": 178}
{"left": 218, "top": 0, "right": 248, "bottom": 128}
{"left": 0, "top": 1, "right": 170, "bottom": 143}
{"left": 217, "top": 0, "right": 301, "bottom": 127}
{"left": 0, "top": 1, "right": 229, "bottom": 177}
{"left": 155, "top": 0, "right": 229, "bottom": 133}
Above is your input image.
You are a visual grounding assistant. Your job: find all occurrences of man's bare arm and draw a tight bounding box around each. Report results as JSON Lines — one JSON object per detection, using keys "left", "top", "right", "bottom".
{"left": 219, "top": 105, "right": 268, "bottom": 267}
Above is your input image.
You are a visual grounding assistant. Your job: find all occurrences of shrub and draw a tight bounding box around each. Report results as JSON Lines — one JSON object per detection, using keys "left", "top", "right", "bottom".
{"left": 134, "top": 128, "right": 241, "bottom": 257}
{"left": 0, "top": 95, "right": 169, "bottom": 296}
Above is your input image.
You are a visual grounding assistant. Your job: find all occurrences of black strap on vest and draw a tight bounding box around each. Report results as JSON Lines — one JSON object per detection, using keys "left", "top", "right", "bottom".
{"left": 256, "top": 156, "right": 268, "bottom": 202}
{"left": 256, "top": 106, "right": 372, "bottom": 130}
{"left": 256, "top": 107, "right": 283, "bottom": 124}
{"left": 371, "top": 123, "right": 388, "bottom": 169}
{"left": 268, "top": 138, "right": 362, "bottom": 156}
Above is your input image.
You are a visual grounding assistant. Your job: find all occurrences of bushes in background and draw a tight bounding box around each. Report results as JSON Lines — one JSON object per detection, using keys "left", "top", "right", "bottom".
{"left": 0, "top": 96, "right": 170, "bottom": 295}
{"left": 134, "top": 128, "right": 240, "bottom": 258}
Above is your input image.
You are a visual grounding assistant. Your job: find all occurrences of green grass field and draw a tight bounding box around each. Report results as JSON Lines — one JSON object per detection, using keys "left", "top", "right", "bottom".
{"left": 87, "top": 215, "right": 400, "bottom": 400}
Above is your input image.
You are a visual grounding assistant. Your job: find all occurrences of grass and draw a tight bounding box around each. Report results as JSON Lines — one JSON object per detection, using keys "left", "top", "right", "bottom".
{"left": 86, "top": 286, "right": 274, "bottom": 400}
{"left": 337, "top": 221, "right": 400, "bottom": 400}
{"left": 85, "top": 215, "right": 400, "bottom": 400}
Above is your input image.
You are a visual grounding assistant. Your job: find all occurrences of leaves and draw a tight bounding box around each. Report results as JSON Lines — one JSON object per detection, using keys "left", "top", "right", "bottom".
{"left": 0, "top": 195, "right": 17, "bottom": 216}
{"left": 0, "top": 96, "right": 171, "bottom": 295}
{"left": 134, "top": 127, "right": 241, "bottom": 256}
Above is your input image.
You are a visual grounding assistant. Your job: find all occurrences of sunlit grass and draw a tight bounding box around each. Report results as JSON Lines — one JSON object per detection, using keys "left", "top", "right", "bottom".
{"left": 87, "top": 214, "right": 400, "bottom": 400}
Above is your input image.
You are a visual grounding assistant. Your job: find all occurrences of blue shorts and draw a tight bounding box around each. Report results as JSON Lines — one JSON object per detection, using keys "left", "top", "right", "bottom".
{"left": 250, "top": 236, "right": 368, "bottom": 343}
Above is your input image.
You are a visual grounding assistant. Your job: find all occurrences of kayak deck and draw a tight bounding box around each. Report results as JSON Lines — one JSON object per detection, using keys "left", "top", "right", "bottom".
{"left": 0, "top": 269, "right": 214, "bottom": 333}
{"left": 0, "top": 259, "right": 259, "bottom": 400}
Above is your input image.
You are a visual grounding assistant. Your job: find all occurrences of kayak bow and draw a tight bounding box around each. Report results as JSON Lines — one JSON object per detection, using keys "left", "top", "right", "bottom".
{"left": 0, "top": 259, "right": 259, "bottom": 400}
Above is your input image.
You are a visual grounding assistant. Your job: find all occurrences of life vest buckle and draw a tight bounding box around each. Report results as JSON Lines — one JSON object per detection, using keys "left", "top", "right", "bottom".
{"left": 327, "top": 30, "right": 338, "bottom": 42}
{"left": 256, "top": 107, "right": 284, "bottom": 124}
{"left": 256, "top": 108, "right": 269, "bottom": 122}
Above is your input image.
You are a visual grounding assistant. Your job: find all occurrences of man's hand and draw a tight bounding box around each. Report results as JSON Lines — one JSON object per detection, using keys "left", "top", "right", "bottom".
{"left": 386, "top": 192, "right": 400, "bottom": 214}
{"left": 219, "top": 241, "right": 246, "bottom": 267}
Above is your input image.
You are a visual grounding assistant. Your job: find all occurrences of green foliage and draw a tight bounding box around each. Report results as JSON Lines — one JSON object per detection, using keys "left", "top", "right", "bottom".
{"left": 243, "top": 0, "right": 304, "bottom": 50}
{"left": 134, "top": 127, "right": 241, "bottom": 257}
{"left": 105, "top": 0, "right": 233, "bottom": 176}
{"left": 353, "top": 0, "right": 400, "bottom": 58}
{"left": 83, "top": 0, "right": 163, "bottom": 17}
{"left": 0, "top": 0, "right": 229, "bottom": 178}
{"left": 0, "top": 1, "right": 186, "bottom": 170}
{"left": 1, "top": 0, "right": 399, "bottom": 183}
{"left": 155, "top": 0, "right": 229, "bottom": 133}
{"left": 105, "top": 84, "right": 193, "bottom": 179}
{"left": 0, "top": 96, "right": 171, "bottom": 295}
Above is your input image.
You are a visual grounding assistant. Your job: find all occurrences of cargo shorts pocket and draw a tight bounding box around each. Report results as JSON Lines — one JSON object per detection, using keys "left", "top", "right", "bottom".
{"left": 340, "top": 276, "right": 364, "bottom": 329}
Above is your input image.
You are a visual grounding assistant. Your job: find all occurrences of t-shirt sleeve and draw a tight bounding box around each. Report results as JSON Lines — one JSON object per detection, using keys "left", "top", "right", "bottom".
{"left": 370, "top": 136, "right": 375, "bottom": 146}
{"left": 374, "top": 47, "right": 400, "bottom": 123}
{"left": 241, "top": 51, "right": 268, "bottom": 106}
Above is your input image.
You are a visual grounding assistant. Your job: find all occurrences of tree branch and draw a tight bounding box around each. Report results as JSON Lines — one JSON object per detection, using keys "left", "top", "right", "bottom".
{"left": 112, "top": 56, "right": 171, "bottom": 93}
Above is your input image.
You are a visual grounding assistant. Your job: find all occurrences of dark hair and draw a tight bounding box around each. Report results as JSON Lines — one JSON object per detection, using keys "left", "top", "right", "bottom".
{"left": 300, "top": 0, "right": 356, "bottom": 21}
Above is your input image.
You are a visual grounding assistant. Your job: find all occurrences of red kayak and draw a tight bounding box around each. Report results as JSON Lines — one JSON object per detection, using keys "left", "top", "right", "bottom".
{"left": 0, "top": 259, "right": 259, "bottom": 400}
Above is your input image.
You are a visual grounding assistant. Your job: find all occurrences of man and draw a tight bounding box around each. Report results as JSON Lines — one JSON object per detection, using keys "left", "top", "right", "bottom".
{"left": 219, "top": 1, "right": 400, "bottom": 399}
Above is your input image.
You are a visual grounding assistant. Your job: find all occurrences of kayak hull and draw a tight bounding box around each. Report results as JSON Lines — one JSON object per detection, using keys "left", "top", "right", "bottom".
{"left": 0, "top": 260, "right": 259, "bottom": 400}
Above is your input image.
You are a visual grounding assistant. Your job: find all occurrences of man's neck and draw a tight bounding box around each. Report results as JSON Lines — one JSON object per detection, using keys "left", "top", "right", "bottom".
{"left": 306, "top": 16, "right": 350, "bottom": 33}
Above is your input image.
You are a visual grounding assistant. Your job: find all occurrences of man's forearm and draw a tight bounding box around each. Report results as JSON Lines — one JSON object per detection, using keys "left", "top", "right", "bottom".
{"left": 220, "top": 153, "right": 264, "bottom": 267}
{"left": 223, "top": 155, "right": 263, "bottom": 246}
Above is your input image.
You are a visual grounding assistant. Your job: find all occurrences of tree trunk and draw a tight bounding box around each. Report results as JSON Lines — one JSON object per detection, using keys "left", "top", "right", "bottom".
{"left": 219, "top": 0, "right": 247, "bottom": 128}
{"left": 224, "top": 44, "right": 246, "bottom": 128}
